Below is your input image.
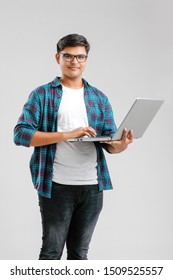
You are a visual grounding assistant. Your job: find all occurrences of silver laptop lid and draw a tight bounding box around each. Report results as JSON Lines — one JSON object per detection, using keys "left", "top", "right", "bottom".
{"left": 112, "top": 98, "right": 164, "bottom": 140}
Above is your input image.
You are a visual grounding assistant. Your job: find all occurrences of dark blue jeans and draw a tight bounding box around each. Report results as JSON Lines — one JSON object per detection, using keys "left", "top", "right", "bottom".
{"left": 38, "top": 182, "right": 103, "bottom": 260}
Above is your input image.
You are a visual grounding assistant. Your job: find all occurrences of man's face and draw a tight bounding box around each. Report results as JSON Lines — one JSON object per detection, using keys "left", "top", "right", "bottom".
{"left": 55, "top": 46, "right": 88, "bottom": 80}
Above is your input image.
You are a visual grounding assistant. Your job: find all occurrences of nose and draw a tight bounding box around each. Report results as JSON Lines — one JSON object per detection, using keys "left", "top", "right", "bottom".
{"left": 71, "top": 56, "right": 79, "bottom": 63}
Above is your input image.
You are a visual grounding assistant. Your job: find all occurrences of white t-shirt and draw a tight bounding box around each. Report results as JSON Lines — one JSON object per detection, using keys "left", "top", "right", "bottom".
{"left": 52, "top": 85, "right": 98, "bottom": 185}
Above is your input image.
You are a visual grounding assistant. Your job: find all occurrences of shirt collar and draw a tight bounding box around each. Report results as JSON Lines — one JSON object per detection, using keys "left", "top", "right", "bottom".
{"left": 51, "top": 76, "right": 89, "bottom": 88}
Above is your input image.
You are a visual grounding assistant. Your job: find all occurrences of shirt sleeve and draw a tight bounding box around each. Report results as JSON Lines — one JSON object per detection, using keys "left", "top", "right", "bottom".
{"left": 13, "top": 91, "right": 41, "bottom": 147}
{"left": 100, "top": 96, "right": 117, "bottom": 153}
{"left": 102, "top": 96, "right": 117, "bottom": 135}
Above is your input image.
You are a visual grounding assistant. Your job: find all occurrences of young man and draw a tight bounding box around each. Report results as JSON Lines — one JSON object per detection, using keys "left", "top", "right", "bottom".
{"left": 14, "top": 34, "right": 133, "bottom": 260}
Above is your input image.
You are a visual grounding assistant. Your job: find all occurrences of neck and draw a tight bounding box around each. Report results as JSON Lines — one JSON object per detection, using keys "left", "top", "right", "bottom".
{"left": 60, "top": 76, "right": 83, "bottom": 89}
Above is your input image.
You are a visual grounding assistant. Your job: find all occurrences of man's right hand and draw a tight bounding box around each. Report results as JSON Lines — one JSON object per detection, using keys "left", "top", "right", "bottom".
{"left": 66, "top": 126, "right": 97, "bottom": 139}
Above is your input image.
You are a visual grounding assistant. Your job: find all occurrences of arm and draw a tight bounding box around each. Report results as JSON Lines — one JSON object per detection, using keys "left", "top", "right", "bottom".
{"left": 14, "top": 91, "right": 41, "bottom": 147}
{"left": 29, "top": 127, "right": 96, "bottom": 147}
{"left": 14, "top": 90, "right": 96, "bottom": 147}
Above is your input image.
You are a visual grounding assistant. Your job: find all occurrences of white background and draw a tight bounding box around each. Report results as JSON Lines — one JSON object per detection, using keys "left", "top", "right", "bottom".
{"left": 0, "top": 0, "right": 173, "bottom": 260}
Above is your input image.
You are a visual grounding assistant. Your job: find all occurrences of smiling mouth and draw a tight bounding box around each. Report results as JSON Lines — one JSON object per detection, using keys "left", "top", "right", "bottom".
{"left": 69, "top": 67, "right": 80, "bottom": 69}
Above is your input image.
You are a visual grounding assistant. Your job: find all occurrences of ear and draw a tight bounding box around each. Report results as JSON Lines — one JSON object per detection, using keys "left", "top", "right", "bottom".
{"left": 55, "top": 53, "right": 60, "bottom": 64}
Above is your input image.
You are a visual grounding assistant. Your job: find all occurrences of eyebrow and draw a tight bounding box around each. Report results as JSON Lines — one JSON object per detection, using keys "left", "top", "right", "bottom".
{"left": 62, "top": 53, "right": 87, "bottom": 56}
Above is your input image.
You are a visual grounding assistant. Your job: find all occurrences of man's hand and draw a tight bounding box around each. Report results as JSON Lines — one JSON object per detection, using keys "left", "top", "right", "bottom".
{"left": 101, "top": 128, "right": 133, "bottom": 154}
{"left": 66, "top": 126, "right": 97, "bottom": 139}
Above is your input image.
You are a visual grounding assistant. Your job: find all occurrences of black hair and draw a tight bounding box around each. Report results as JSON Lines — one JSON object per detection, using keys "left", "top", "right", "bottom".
{"left": 57, "top": 34, "right": 90, "bottom": 54}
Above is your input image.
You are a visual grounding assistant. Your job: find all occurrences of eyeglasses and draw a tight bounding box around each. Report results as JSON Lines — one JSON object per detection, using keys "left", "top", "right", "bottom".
{"left": 59, "top": 53, "right": 88, "bottom": 63}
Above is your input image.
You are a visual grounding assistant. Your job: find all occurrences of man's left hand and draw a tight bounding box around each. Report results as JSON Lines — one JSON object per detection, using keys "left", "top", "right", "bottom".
{"left": 101, "top": 128, "right": 133, "bottom": 154}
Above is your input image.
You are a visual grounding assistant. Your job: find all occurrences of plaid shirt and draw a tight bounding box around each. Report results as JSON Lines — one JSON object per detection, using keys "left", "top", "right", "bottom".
{"left": 14, "top": 77, "right": 117, "bottom": 198}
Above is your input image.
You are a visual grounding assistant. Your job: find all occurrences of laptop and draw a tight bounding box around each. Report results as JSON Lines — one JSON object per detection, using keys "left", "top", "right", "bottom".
{"left": 68, "top": 98, "right": 164, "bottom": 142}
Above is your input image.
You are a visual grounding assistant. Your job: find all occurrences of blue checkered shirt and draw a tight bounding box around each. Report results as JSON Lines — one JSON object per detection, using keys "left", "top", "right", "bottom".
{"left": 14, "top": 77, "right": 117, "bottom": 198}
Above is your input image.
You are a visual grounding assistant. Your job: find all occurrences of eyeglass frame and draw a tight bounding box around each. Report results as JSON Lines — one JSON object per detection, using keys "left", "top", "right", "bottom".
{"left": 59, "top": 52, "right": 88, "bottom": 63}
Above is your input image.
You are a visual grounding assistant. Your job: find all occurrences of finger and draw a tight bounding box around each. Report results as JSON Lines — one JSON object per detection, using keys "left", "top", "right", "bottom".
{"left": 85, "top": 127, "right": 97, "bottom": 137}
{"left": 80, "top": 127, "right": 89, "bottom": 137}
{"left": 82, "top": 128, "right": 96, "bottom": 137}
{"left": 83, "top": 131, "right": 91, "bottom": 137}
{"left": 85, "top": 132, "right": 92, "bottom": 137}
{"left": 127, "top": 129, "right": 133, "bottom": 142}
{"left": 88, "top": 126, "right": 97, "bottom": 135}
{"left": 122, "top": 128, "right": 127, "bottom": 140}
